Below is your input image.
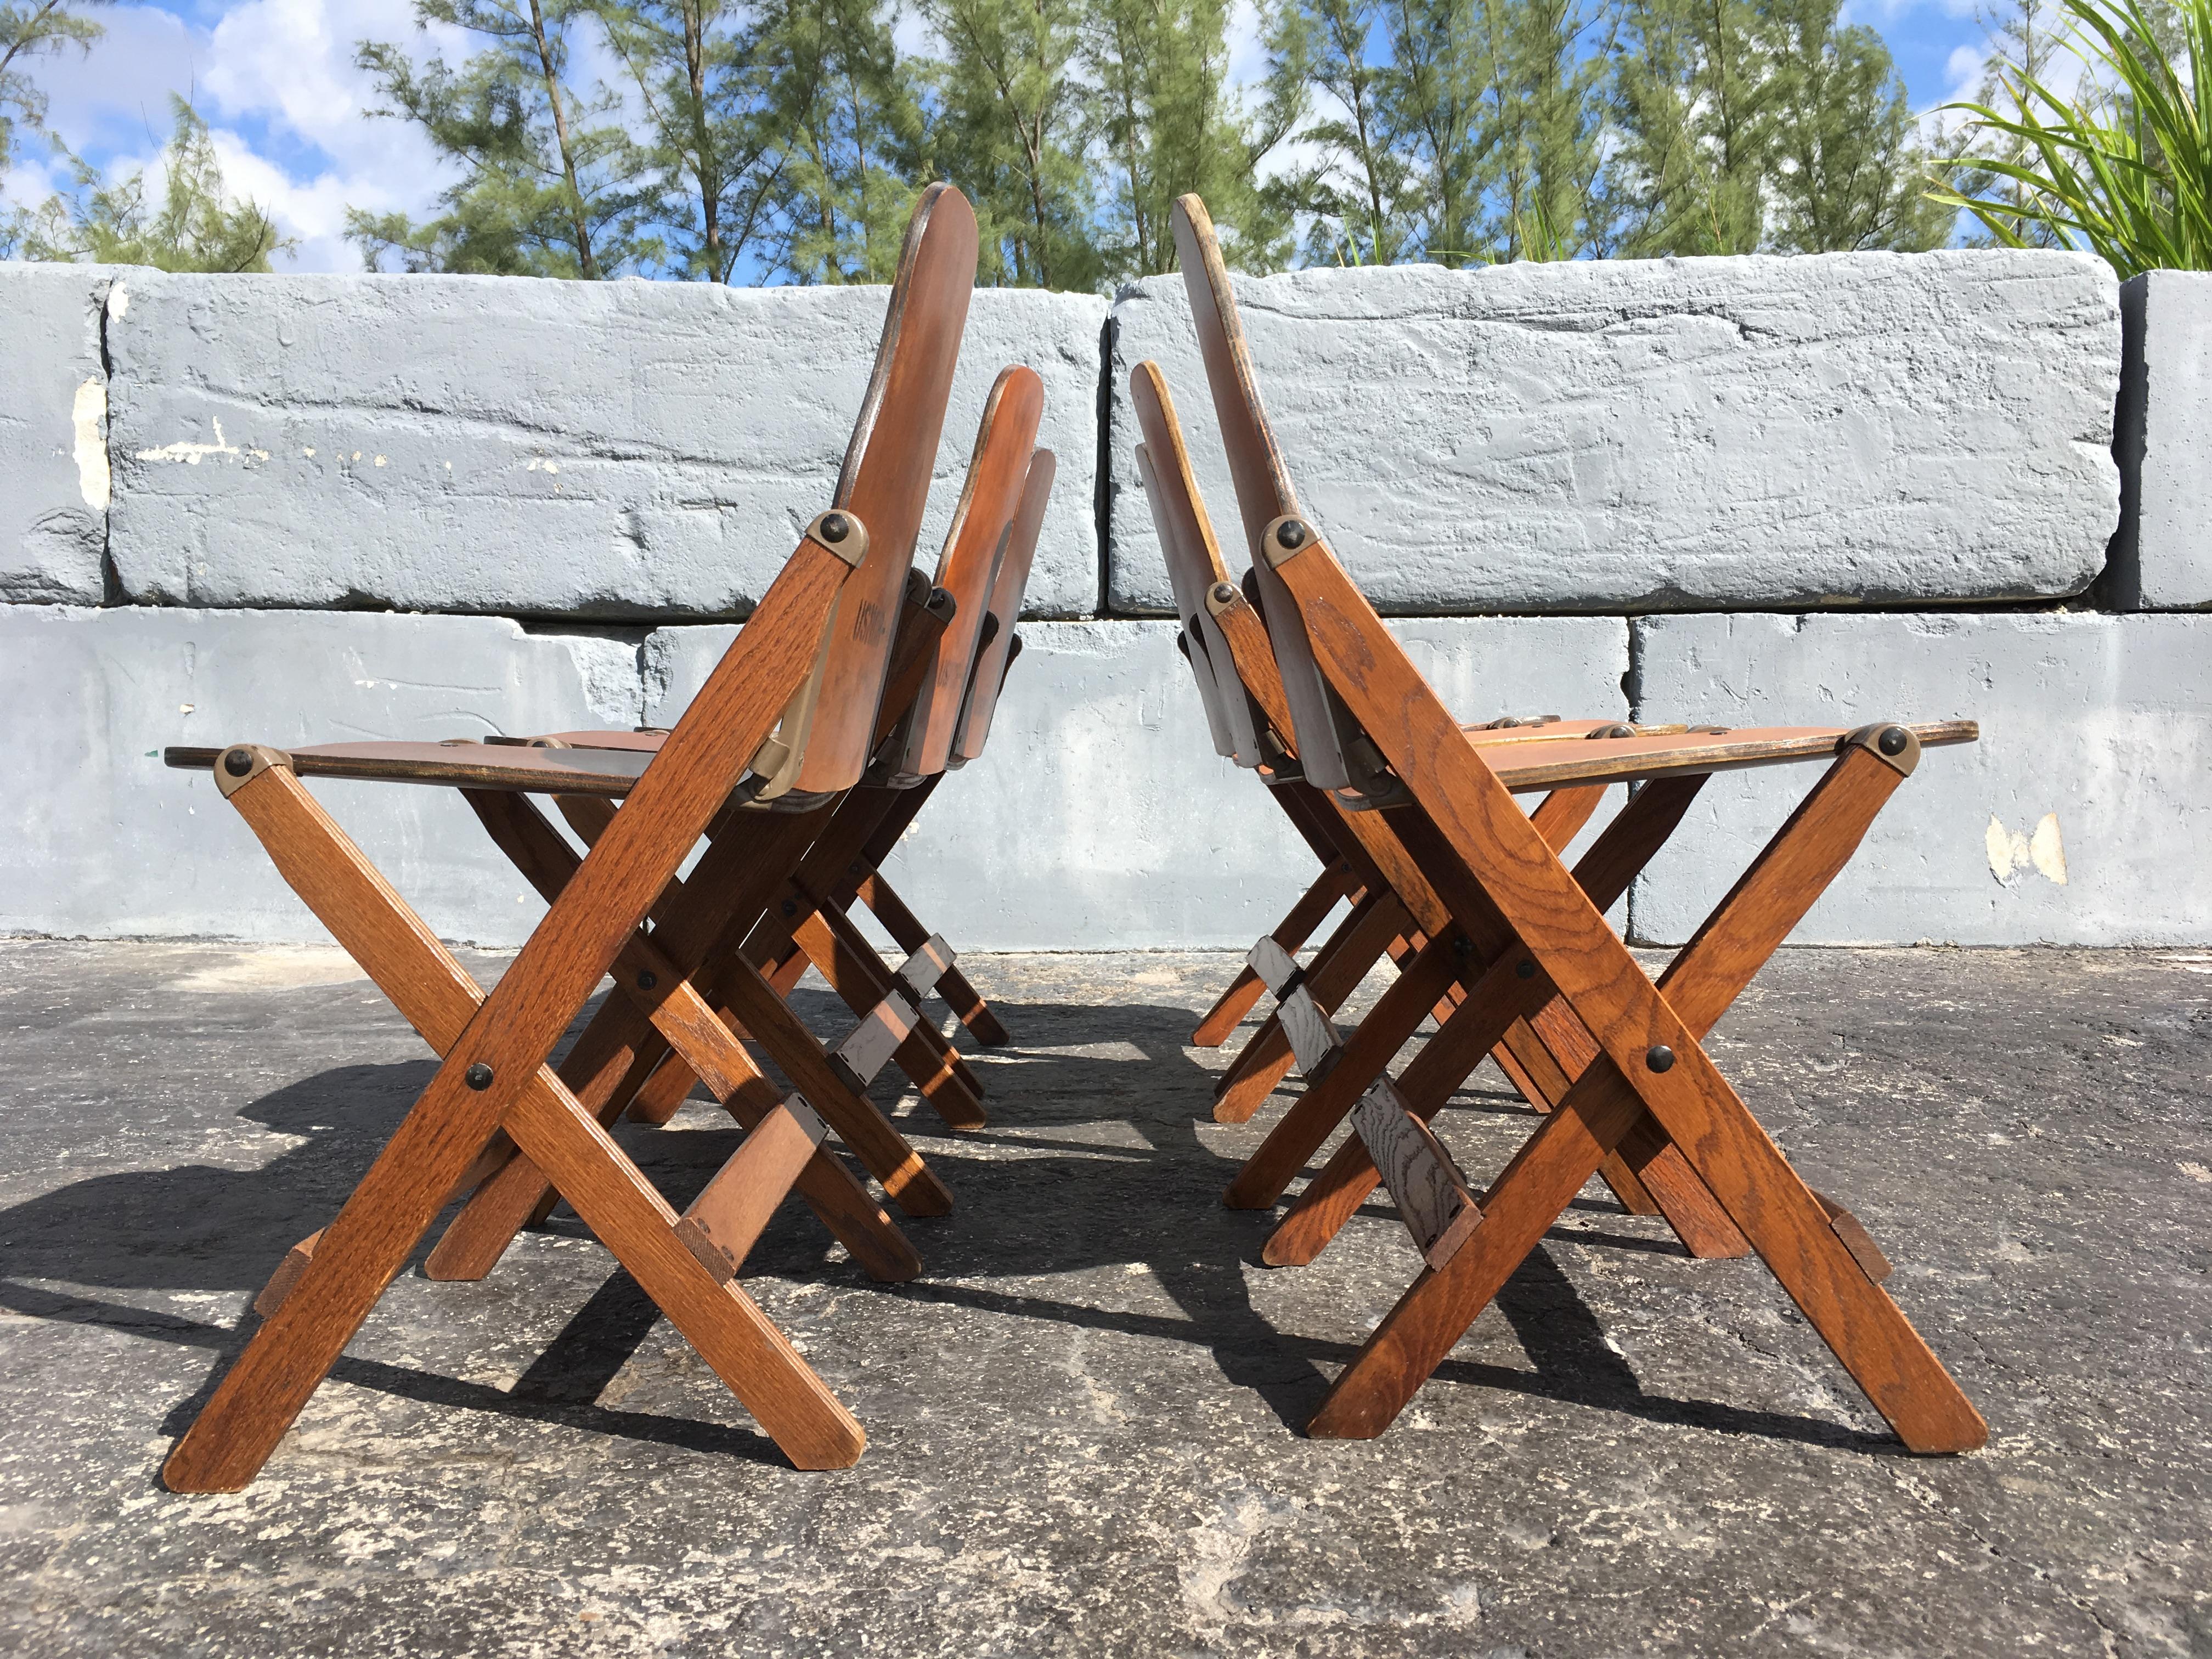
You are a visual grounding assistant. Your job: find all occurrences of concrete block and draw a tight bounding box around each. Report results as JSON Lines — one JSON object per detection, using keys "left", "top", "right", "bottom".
{"left": 0, "top": 605, "right": 643, "bottom": 944}
{"left": 647, "top": 616, "right": 1627, "bottom": 948}
{"left": 1107, "top": 252, "right": 2119, "bottom": 614}
{"left": 2110, "top": 272, "right": 2212, "bottom": 608}
{"left": 0, "top": 267, "right": 117, "bottom": 605}
{"left": 1629, "top": 612, "right": 2212, "bottom": 945}
{"left": 103, "top": 276, "right": 1106, "bottom": 619}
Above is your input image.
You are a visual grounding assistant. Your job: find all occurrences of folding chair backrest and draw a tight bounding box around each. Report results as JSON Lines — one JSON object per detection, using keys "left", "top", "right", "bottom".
{"left": 952, "top": 447, "right": 1056, "bottom": 764}
{"left": 1169, "top": 195, "right": 1369, "bottom": 795}
{"left": 894, "top": 366, "right": 1045, "bottom": 779}
{"left": 766, "top": 182, "right": 979, "bottom": 798}
{"left": 1130, "top": 363, "right": 1265, "bottom": 768}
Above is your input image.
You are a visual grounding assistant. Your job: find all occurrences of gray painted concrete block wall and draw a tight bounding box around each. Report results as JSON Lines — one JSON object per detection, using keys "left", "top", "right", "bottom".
{"left": 2109, "top": 271, "right": 2212, "bottom": 609}
{"left": 1630, "top": 612, "right": 2212, "bottom": 945}
{"left": 5, "top": 247, "right": 2209, "bottom": 947}
{"left": 1105, "top": 252, "right": 2121, "bottom": 614}
{"left": 0, "top": 606, "right": 1624, "bottom": 949}
{"left": 1, "top": 267, "right": 116, "bottom": 606}
{"left": 101, "top": 275, "right": 1108, "bottom": 619}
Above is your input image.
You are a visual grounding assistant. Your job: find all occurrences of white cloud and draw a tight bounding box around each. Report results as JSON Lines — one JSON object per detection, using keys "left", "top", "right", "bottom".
{"left": 4, "top": 1, "right": 472, "bottom": 270}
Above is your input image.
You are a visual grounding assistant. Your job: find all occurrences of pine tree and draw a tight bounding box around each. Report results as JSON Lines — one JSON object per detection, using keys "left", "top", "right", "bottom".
{"left": 1271, "top": 0, "right": 1411, "bottom": 263}
{"left": 1763, "top": 0, "right": 1951, "bottom": 250}
{"left": 598, "top": 0, "right": 786, "bottom": 282}
{"left": 1376, "top": 0, "right": 1496, "bottom": 261}
{"left": 1084, "top": 0, "right": 1295, "bottom": 278}
{"left": 10, "top": 97, "right": 293, "bottom": 270}
{"left": 1481, "top": 0, "right": 1612, "bottom": 257}
{"left": 918, "top": 0, "right": 1101, "bottom": 287}
{"left": 0, "top": 0, "right": 110, "bottom": 182}
{"left": 765, "top": 0, "right": 924, "bottom": 281}
{"left": 1609, "top": 0, "right": 1776, "bottom": 253}
{"left": 350, "top": 0, "right": 653, "bottom": 276}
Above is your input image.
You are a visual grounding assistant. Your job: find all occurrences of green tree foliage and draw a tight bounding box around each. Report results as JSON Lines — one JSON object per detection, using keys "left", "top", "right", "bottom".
{"left": 348, "top": 0, "right": 653, "bottom": 276}
{"left": 917, "top": 0, "right": 1099, "bottom": 287}
{"left": 6, "top": 96, "right": 292, "bottom": 269}
{"left": 0, "top": 0, "right": 1979, "bottom": 285}
{"left": 766, "top": 0, "right": 925, "bottom": 281}
{"left": 599, "top": 0, "right": 787, "bottom": 281}
{"left": 1603, "top": 0, "right": 1946, "bottom": 253}
{"left": 1936, "top": 0, "right": 2212, "bottom": 274}
{"left": 0, "top": 0, "right": 109, "bottom": 181}
{"left": 1084, "top": 0, "right": 1296, "bottom": 275}
{"left": 1763, "top": 0, "right": 1952, "bottom": 249}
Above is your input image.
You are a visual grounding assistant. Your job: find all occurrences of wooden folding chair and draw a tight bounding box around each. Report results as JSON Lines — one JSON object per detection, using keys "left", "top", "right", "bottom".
{"left": 1156, "top": 192, "right": 1987, "bottom": 1451}
{"left": 396, "top": 368, "right": 1048, "bottom": 1300}
{"left": 715, "top": 441, "right": 1057, "bottom": 1087}
{"left": 488, "top": 428, "right": 1056, "bottom": 1170}
{"left": 1134, "top": 364, "right": 1739, "bottom": 1249}
{"left": 154, "top": 183, "right": 984, "bottom": 1491}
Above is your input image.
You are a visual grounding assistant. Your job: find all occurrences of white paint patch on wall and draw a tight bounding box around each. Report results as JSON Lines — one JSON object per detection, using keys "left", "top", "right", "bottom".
{"left": 1986, "top": 814, "right": 2069, "bottom": 887}
{"left": 71, "top": 380, "right": 111, "bottom": 511}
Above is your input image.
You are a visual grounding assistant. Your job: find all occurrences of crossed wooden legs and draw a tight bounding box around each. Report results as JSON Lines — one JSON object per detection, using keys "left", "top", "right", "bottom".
{"left": 423, "top": 797, "right": 960, "bottom": 1289}
{"left": 165, "top": 764, "right": 872, "bottom": 1491}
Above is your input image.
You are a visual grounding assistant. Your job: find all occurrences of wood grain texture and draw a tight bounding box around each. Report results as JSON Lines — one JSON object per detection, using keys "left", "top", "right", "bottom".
{"left": 1211, "top": 890, "right": 1410, "bottom": 1125}
{"left": 500, "top": 1076, "right": 863, "bottom": 1468}
{"left": 1224, "top": 932, "right": 1458, "bottom": 1209}
{"left": 899, "top": 368, "right": 1043, "bottom": 778}
{"left": 1276, "top": 537, "right": 1983, "bottom": 1452}
{"left": 793, "top": 180, "right": 976, "bottom": 794}
{"left": 953, "top": 450, "right": 1056, "bottom": 762}
{"left": 676, "top": 1098, "right": 828, "bottom": 1283}
{"left": 1193, "top": 863, "right": 1356, "bottom": 1046}
{"left": 1353, "top": 1082, "right": 1484, "bottom": 1270}
{"left": 447, "top": 787, "right": 921, "bottom": 1284}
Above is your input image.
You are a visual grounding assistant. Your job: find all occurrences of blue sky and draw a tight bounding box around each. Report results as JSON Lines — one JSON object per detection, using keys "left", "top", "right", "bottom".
{"left": 4, "top": 0, "right": 2001, "bottom": 274}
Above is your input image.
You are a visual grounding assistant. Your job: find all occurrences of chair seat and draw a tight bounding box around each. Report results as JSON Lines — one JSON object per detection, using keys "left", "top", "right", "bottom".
{"left": 165, "top": 741, "right": 652, "bottom": 797}
{"left": 1478, "top": 720, "right": 1977, "bottom": 794}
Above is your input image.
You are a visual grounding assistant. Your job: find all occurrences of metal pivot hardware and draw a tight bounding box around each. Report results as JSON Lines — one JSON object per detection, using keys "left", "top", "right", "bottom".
{"left": 212, "top": 744, "right": 292, "bottom": 800}
{"left": 1587, "top": 724, "right": 1636, "bottom": 740}
{"left": 1841, "top": 722, "right": 1922, "bottom": 777}
{"left": 1261, "top": 516, "right": 1313, "bottom": 569}
{"left": 1206, "top": 581, "right": 1240, "bottom": 614}
{"left": 806, "top": 509, "right": 870, "bottom": 567}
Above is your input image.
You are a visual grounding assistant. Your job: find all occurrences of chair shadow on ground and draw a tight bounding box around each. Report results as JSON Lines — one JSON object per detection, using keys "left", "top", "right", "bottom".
{"left": 0, "top": 981, "right": 1899, "bottom": 1470}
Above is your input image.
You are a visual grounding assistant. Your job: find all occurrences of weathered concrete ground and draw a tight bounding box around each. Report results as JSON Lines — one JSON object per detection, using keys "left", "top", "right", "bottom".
{"left": 0, "top": 940, "right": 2204, "bottom": 1656}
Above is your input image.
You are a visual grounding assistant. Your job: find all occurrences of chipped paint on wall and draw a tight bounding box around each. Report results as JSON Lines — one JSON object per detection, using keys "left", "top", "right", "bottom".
{"left": 1988, "top": 813, "right": 2069, "bottom": 887}
{"left": 137, "top": 417, "right": 241, "bottom": 466}
{"left": 71, "top": 380, "right": 110, "bottom": 512}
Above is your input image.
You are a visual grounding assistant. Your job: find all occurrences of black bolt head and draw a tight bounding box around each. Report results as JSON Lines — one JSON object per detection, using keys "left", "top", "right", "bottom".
{"left": 636, "top": 970, "right": 657, "bottom": 990}
{"left": 1274, "top": 520, "right": 1307, "bottom": 551}
{"left": 1211, "top": 582, "right": 1237, "bottom": 605}
{"left": 1645, "top": 1045, "right": 1675, "bottom": 1074}
{"left": 1878, "top": 725, "right": 1910, "bottom": 757}
{"left": 1516, "top": 960, "right": 1536, "bottom": 980}
{"left": 223, "top": 749, "right": 253, "bottom": 777}
{"left": 818, "top": 512, "right": 850, "bottom": 543}
{"left": 781, "top": 899, "right": 798, "bottom": 917}
{"left": 464, "top": 1062, "right": 495, "bottom": 1091}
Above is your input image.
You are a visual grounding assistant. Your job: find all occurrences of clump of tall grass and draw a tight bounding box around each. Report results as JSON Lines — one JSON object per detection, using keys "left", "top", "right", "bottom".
{"left": 1934, "top": 0, "right": 2211, "bottom": 274}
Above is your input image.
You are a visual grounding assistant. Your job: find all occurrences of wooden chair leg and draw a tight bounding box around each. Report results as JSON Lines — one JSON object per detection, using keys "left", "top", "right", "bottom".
{"left": 767, "top": 890, "right": 989, "bottom": 1129}
{"left": 168, "top": 657, "right": 861, "bottom": 1488}
{"left": 851, "top": 870, "right": 1009, "bottom": 1047}
{"left": 1223, "top": 933, "right": 1459, "bottom": 1209}
{"left": 433, "top": 789, "right": 929, "bottom": 1273}
{"left": 1193, "top": 863, "right": 1357, "bottom": 1047}
{"left": 1261, "top": 776, "right": 1745, "bottom": 1268}
{"left": 1302, "top": 736, "right": 1984, "bottom": 1448}
{"left": 1213, "top": 890, "right": 1411, "bottom": 1124}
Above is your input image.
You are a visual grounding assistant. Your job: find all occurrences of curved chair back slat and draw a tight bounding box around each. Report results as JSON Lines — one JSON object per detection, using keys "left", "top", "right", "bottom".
{"left": 775, "top": 182, "right": 979, "bottom": 797}
{"left": 952, "top": 448, "right": 1056, "bottom": 764}
{"left": 895, "top": 366, "right": 1045, "bottom": 780}
{"left": 1169, "top": 194, "right": 1365, "bottom": 794}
